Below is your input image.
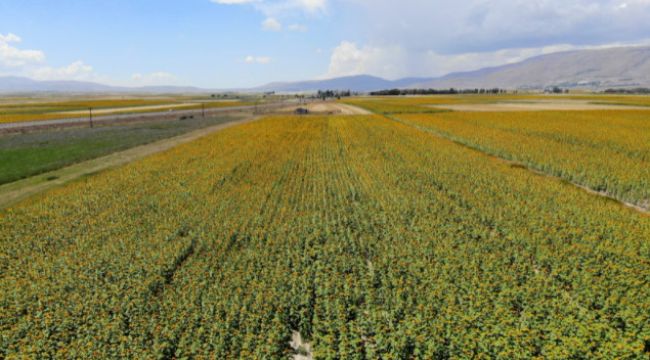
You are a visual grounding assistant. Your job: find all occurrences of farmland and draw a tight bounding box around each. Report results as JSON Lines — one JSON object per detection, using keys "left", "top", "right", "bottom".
{"left": 397, "top": 110, "right": 650, "bottom": 208}
{"left": 0, "top": 113, "right": 245, "bottom": 185}
{"left": 342, "top": 93, "right": 650, "bottom": 114}
{"left": 1, "top": 97, "right": 650, "bottom": 358}
{"left": 0, "top": 96, "right": 253, "bottom": 124}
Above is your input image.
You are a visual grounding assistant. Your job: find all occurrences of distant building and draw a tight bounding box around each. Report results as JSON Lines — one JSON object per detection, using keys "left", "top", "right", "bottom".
{"left": 295, "top": 108, "right": 310, "bottom": 115}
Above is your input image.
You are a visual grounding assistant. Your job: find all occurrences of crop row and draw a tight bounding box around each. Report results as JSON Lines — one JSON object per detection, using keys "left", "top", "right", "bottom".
{"left": 1, "top": 115, "right": 649, "bottom": 358}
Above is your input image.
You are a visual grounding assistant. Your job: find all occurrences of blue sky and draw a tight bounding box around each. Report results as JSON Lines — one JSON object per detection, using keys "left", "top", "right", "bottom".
{"left": 2, "top": 0, "right": 650, "bottom": 88}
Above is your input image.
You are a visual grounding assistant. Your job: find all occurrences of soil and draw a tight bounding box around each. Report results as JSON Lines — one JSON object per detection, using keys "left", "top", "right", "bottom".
{"left": 277, "top": 102, "right": 372, "bottom": 115}
{"left": 434, "top": 100, "right": 650, "bottom": 112}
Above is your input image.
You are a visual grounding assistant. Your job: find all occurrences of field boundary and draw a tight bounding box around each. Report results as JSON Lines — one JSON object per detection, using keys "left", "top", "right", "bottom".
{"left": 0, "top": 115, "right": 262, "bottom": 210}
{"left": 387, "top": 115, "right": 650, "bottom": 215}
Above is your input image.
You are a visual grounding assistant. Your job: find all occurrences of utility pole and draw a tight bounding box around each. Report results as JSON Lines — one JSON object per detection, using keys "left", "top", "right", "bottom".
{"left": 89, "top": 107, "right": 93, "bottom": 128}
{"left": 202, "top": 103, "right": 205, "bottom": 118}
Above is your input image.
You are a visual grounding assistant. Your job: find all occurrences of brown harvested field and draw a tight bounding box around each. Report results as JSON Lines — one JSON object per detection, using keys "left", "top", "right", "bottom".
{"left": 434, "top": 99, "right": 650, "bottom": 112}
{"left": 277, "top": 102, "right": 372, "bottom": 115}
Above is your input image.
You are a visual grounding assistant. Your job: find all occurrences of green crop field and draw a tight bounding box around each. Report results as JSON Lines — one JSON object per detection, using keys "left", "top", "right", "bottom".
{"left": 0, "top": 114, "right": 243, "bottom": 185}
{"left": 1, "top": 97, "right": 649, "bottom": 359}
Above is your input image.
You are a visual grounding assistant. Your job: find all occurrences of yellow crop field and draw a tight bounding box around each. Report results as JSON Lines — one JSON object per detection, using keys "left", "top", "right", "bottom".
{"left": 396, "top": 110, "right": 650, "bottom": 208}
{"left": 0, "top": 98, "right": 251, "bottom": 124}
{"left": 2, "top": 113, "right": 649, "bottom": 358}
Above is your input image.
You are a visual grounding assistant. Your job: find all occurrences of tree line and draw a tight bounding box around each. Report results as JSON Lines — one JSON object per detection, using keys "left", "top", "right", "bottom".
{"left": 370, "top": 88, "right": 509, "bottom": 96}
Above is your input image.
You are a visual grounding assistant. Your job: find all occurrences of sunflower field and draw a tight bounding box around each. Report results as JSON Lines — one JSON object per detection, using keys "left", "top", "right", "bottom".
{"left": 1, "top": 114, "right": 649, "bottom": 359}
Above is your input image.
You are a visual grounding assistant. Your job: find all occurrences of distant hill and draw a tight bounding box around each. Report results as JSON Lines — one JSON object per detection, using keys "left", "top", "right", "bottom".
{"left": 0, "top": 76, "right": 207, "bottom": 94}
{"left": 412, "top": 46, "right": 650, "bottom": 90}
{"left": 0, "top": 76, "right": 114, "bottom": 93}
{"left": 253, "top": 47, "right": 650, "bottom": 92}
{"left": 253, "top": 75, "right": 434, "bottom": 93}
{"left": 2, "top": 46, "right": 650, "bottom": 93}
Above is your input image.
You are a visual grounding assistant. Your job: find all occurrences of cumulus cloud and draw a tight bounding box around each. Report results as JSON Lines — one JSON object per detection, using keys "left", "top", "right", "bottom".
{"left": 262, "top": 17, "right": 283, "bottom": 31}
{"left": 344, "top": 0, "right": 650, "bottom": 54}
{"left": 244, "top": 55, "right": 272, "bottom": 64}
{"left": 325, "top": 41, "right": 404, "bottom": 79}
{"left": 0, "top": 32, "right": 101, "bottom": 81}
{"left": 212, "top": 0, "right": 327, "bottom": 18}
{"left": 0, "top": 33, "right": 46, "bottom": 67}
{"left": 29, "top": 61, "right": 96, "bottom": 81}
{"left": 320, "top": 1, "right": 650, "bottom": 79}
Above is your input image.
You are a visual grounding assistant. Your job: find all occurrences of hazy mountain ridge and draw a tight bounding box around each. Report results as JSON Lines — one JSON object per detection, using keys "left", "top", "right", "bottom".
{"left": 413, "top": 46, "right": 650, "bottom": 89}
{"left": 1, "top": 46, "right": 650, "bottom": 93}
{"left": 0, "top": 76, "right": 208, "bottom": 94}
{"left": 253, "top": 75, "right": 435, "bottom": 93}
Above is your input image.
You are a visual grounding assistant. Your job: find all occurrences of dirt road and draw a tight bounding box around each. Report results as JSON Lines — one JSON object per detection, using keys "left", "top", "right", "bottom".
{"left": 0, "top": 116, "right": 261, "bottom": 210}
{"left": 55, "top": 103, "right": 196, "bottom": 115}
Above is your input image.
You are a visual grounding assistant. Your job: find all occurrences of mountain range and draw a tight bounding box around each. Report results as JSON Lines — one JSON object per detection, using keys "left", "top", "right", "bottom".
{"left": 1, "top": 46, "right": 650, "bottom": 94}
{"left": 0, "top": 76, "right": 206, "bottom": 94}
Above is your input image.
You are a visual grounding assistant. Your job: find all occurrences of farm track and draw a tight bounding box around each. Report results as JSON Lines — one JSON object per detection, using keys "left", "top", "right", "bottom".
{"left": 387, "top": 115, "right": 650, "bottom": 215}
{"left": 0, "top": 115, "right": 261, "bottom": 210}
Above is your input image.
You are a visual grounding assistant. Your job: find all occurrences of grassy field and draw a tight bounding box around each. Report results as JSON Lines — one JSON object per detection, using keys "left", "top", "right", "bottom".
{"left": 0, "top": 97, "right": 254, "bottom": 124}
{"left": 0, "top": 113, "right": 244, "bottom": 185}
{"left": 1, "top": 109, "right": 649, "bottom": 358}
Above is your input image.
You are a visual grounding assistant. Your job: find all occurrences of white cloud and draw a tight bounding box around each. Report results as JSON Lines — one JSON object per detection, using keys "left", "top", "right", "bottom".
{"left": 291, "top": 0, "right": 326, "bottom": 13}
{"left": 131, "top": 72, "right": 178, "bottom": 86}
{"left": 30, "top": 61, "right": 96, "bottom": 81}
{"left": 344, "top": 0, "right": 650, "bottom": 54}
{"left": 322, "top": 1, "right": 650, "bottom": 80}
{"left": 0, "top": 33, "right": 21, "bottom": 43}
{"left": 211, "top": 0, "right": 327, "bottom": 17}
{"left": 0, "top": 33, "right": 45, "bottom": 67}
{"left": 0, "top": 33, "right": 182, "bottom": 86}
{"left": 1, "top": 33, "right": 99, "bottom": 81}
{"left": 244, "top": 55, "right": 272, "bottom": 64}
{"left": 262, "top": 17, "right": 283, "bottom": 31}
{"left": 325, "top": 41, "right": 413, "bottom": 79}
